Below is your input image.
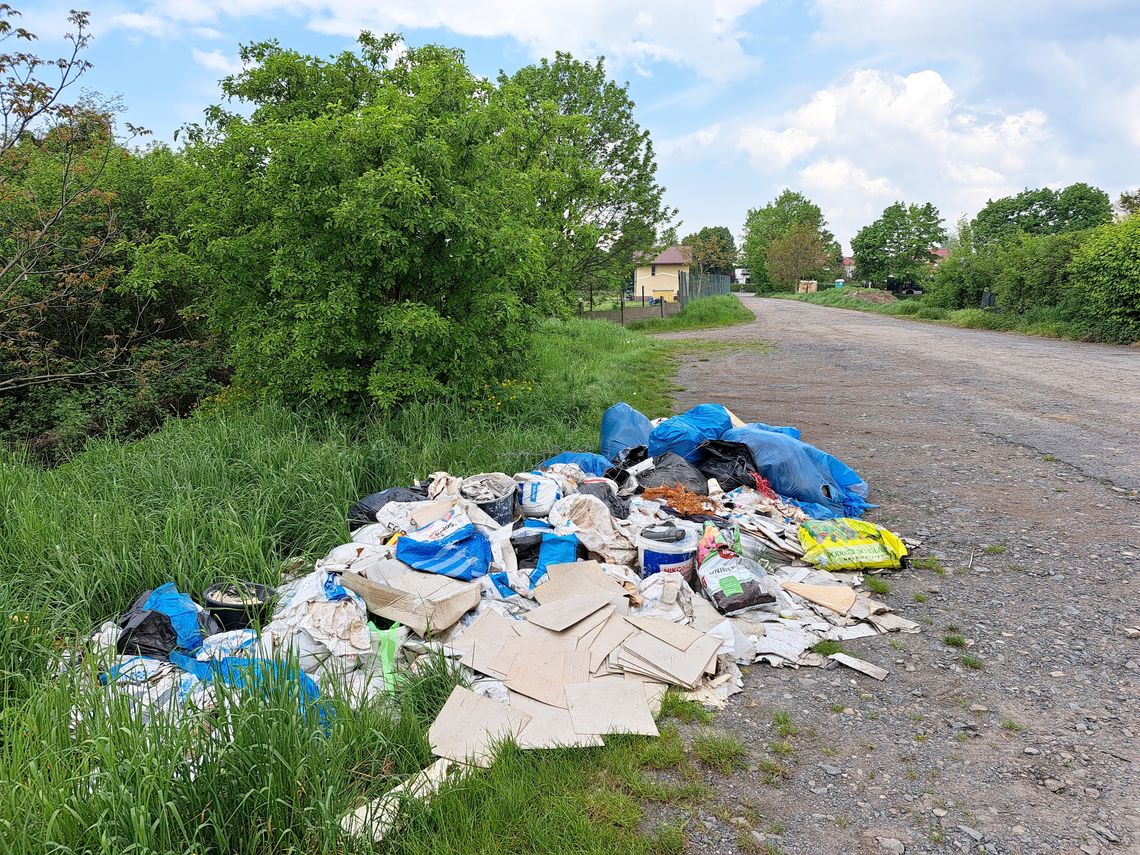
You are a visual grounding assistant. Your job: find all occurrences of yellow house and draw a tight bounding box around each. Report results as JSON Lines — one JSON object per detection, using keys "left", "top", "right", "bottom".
{"left": 633, "top": 245, "right": 689, "bottom": 302}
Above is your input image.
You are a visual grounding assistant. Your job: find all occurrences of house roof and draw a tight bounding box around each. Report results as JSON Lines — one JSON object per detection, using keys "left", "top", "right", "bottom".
{"left": 842, "top": 256, "right": 855, "bottom": 266}
{"left": 635, "top": 245, "right": 690, "bottom": 265}
{"left": 932, "top": 247, "right": 950, "bottom": 259}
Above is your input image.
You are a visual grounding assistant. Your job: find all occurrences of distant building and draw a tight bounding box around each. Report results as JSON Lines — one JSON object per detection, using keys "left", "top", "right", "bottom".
{"left": 734, "top": 267, "right": 751, "bottom": 285}
{"left": 842, "top": 256, "right": 856, "bottom": 278}
{"left": 633, "top": 245, "right": 690, "bottom": 302}
{"left": 931, "top": 247, "right": 950, "bottom": 269}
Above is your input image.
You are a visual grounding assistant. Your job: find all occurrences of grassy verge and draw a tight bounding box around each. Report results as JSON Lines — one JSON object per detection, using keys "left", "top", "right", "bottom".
{"left": 768, "top": 290, "right": 1131, "bottom": 342}
{"left": 0, "top": 317, "right": 701, "bottom": 855}
{"left": 629, "top": 294, "right": 753, "bottom": 333}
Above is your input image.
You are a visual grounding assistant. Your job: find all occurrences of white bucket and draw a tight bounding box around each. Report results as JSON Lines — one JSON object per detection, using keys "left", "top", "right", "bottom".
{"left": 637, "top": 526, "right": 700, "bottom": 581}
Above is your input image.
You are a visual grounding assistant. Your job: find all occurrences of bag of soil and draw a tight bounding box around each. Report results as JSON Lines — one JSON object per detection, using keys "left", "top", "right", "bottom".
{"left": 695, "top": 523, "right": 775, "bottom": 614}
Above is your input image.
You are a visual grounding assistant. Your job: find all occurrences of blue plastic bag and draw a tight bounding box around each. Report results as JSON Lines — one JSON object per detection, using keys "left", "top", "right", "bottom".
{"left": 648, "top": 403, "right": 733, "bottom": 462}
{"left": 724, "top": 424, "right": 870, "bottom": 518}
{"left": 539, "top": 452, "right": 611, "bottom": 476}
{"left": 530, "top": 532, "right": 579, "bottom": 588}
{"left": 143, "top": 583, "right": 207, "bottom": 653}
{"left": 395, "top": 514, "right": 492, "bottom": 581}
{"left": 599, "top": 403, "right": 652, "bottom": 460}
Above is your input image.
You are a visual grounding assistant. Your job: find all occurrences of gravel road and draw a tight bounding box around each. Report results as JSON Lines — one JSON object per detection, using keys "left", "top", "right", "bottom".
{"left": 655, "top": 296, "right": 1140, "bottom": 855}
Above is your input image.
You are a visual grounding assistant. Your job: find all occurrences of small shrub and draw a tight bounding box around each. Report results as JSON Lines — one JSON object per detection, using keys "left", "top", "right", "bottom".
{"left": 960, "top": 655, "right": 984, "bottom": 670}
{"left": 1001, "top": 719, "right": 1024, "bottom": 732}
{"left": 943, "top": 634, "right": 967, "bottom": 648}
{"left": 913, "top": 592, "right": 928, "bottom": 603}
{"left": 864, "top": 575, "right": 891, "bottom": 595}
{"left": 811, "top": 639, "right": 843, "bottom": 657}
{"left": 772, "top": 710, "right": 797, "bottom": 739}
{"left": 692, "top": 731, "right": 748, "bottom": 774}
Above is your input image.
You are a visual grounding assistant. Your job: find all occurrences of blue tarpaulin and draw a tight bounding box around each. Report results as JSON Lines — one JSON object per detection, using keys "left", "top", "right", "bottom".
{"left": 599, "top": 403, "right": 652, "bottom": 460}
{"left": 143, "top": 583, "right": 207, "bottom": 653}
{"left": 539, "top": 452, "right": 611, "bottom": 476}
{"left": 724, "top": 424, "right": 871, "bottom": 518}
{"left": 648, "top": 403, "right": 733, "bottom": 462}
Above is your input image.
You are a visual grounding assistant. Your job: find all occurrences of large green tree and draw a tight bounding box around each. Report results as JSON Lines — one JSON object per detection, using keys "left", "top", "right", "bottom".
{"left": 495, "top": 53, "right": 674, "bottom": 305}
{"left": 765, "top": 222, "right": 831, "bottom": 289}
{"left": 971, "top": 183, "right": 1112, "bottom": 246}
{"left": 851, "top": 202, "right": 946, "bottom": 286}
{"left": 1119, "top": 188, "right": 1140, "bottom": 216}
{"left": 741, "top": 190, "right": 837, "bottom": 291}
{"left": 682, "top": 226, "right": 736, "bottom": 276}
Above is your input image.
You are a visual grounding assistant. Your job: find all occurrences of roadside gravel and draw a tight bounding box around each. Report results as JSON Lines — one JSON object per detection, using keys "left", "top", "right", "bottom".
{"left": 653, "top": 296, "right": 1140, "bottom": 855}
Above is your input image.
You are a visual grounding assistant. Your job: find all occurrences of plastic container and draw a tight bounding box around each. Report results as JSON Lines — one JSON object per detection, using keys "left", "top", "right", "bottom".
{"left": 460, "top": 473, "right": 519, "bottom": 526}
{"left": 637, "top": 524, "right": 700, "bottom": 581}
{"left": 203, "top": 581, "right": 274, "bottom": 632}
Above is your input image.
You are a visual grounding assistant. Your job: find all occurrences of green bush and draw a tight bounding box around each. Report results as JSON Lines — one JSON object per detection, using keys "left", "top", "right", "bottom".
{"left": 915, "top": 306, "right": 950, "bottom": 320}
{"left": 1068, "top": 216, "right": 1140, "bottom": 343}
{"left": 946, "top": 309, "right": 1014, "bottom": 330}
{"left": 629, "top": 294, "right": 752, "bottom": 332}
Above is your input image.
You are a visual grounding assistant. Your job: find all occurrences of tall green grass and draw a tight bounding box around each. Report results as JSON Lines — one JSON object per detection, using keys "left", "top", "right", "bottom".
{"left": 0, "top": 317, "right": 688, "bottom": 854}
{"left": 628, "top": 294, "right": 753, "bottom": 332}
{"left": 771, "top": 290, "right": 1136, "bottom": 343}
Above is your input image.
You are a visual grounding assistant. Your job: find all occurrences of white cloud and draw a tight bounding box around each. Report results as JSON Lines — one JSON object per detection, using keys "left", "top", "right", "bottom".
{"left": 658, "top": 124, "right": 722, "bottom": 161}
{"left": 732, "top": 67, "right": 1065, "bottom": 246}
{"left": 192, "top": 48, "right": 243, "bottom": 76}
{"left": 111, "top": 0, "right": 767, "bottom": 82}
{"left": 800, "top": 159, "right": 897, "bottom": 197}
{"left": 737, "top": 126, "right": 817, "bottom": 168}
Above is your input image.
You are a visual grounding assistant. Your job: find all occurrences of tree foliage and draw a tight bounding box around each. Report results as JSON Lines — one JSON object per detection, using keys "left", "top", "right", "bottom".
{"left": 742, "top": 190, "right": 837, "bottom": 291}
{"left": 682, "top": 225, "right": 736, "bottom": 275}
{"left": 1068, "top": 216, "right": 1140, "bottom": 342}
{"left": 971, "top": 183, "right": 1111, "bottom": 246}
{"left": 851, "top": 201, "right": 946, "bottom": 286}
{"left": 497, "top": 54, "right": 674, "bottom": 304}
{"left": 131, "top": 36, "right": 671, "bottom": 413}
{"left": 766, "top": 222, "right": 831, "bottom": 289}
{"left": 1119, "top": 188, "right": 1140, "bottom": 216}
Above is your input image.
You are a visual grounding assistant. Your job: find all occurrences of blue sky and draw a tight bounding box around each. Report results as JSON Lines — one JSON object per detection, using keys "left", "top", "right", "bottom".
{"left": 24, "top": 1, "right": 1140, "bottom": 252}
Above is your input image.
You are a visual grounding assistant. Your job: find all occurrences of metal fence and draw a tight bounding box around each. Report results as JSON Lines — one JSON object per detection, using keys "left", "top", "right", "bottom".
{"left": 677, "top": 271, "right": 731, "bottom": 306}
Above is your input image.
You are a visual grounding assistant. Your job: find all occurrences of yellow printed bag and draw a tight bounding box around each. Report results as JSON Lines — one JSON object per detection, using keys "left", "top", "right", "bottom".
{"left": 798, "top": 518, "right": 907, "bottom": 571}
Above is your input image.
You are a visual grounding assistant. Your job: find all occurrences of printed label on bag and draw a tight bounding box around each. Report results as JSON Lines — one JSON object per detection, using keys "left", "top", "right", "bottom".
{"left": 718, "top": 576, "right": 743, "bottom": 596}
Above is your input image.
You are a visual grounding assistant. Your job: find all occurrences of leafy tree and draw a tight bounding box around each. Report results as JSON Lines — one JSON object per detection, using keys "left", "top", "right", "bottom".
{"left": 765, "top": 223, "right": 830, "bottom": 289}
{"left": 742, "top": 190, "right": 837, "bottom": 291}
{"left": 972, "top": 183, "right": 1111, "bottom": 246}
{"left": 1119, "top": 189, "right": 1140, "bottom": 216}
{"left": 851, "top": 201, "right": 946, "bottom": 286}
{"left": 682, "top": 226, "right": 736, "bottom": 276}
{"left": 495, "top": 53, "right": 675, "bottom": 307}
{"left": 1068, "top": 216, "right": 1140, "bottom": 342}
{"left": 134, "top": 37, "right": 576, "bottom": 411}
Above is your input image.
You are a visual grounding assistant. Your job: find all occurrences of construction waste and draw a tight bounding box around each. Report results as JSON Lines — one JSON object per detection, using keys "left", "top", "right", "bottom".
{"left": 83, "top": 401, "right": 919, "bottom": 842}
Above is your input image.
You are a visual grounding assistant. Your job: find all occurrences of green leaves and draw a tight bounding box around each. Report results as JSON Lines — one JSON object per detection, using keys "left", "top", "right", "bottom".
{"left": 742, "top": 190, "right": 837, "bottom": 292}
{"left": 851, "top": 201, "right": 946, "bottom": 287}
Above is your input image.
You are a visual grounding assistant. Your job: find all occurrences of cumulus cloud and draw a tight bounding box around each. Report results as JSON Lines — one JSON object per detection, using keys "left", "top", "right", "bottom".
{"left": 192, "top": 48, "right": 243, "bottom": 76}
{"left": 732, "top": 67, "right": 1064, "bottom": 245}
{"left": 111, "top": 0, "right": 767, "bottom": 82}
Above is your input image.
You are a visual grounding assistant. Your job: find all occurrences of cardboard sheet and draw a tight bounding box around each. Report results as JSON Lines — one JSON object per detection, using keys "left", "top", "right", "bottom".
{"left": 830, "top": 652, "right": 889, "bottom": 680}
{"left": 428, "top": 686, "right": 531, "bottom": 766}
{"left": 509, "top": 691, "right": 604, "bottom": 749}
{"left": 621, "top": 632, "right": 721, "bottom": 688}
{"left": 588, "top": 613, "right": 638, "bottom": 671}
{"left": 624, "top": 615, "right": 705, "bottom": 651}
{"left": 342, "top": 570, "right": 481, "bottom": 636}
{"left": 525, "top": 593, "right": 613, "bottom": 631}
{"left": 447, "top": 609, "right": 519, "bottom": 679}
{"left": 780, "top": 580, "right": 858, "bottom": 615}
{"left": 504, "top": 647, "right": 591, "bottom": 707}
{"left": 534, "top": 560, "right": 628, "bottom": 604}
{"left": 564, "top": 681, "right": 659, "bottom": 736}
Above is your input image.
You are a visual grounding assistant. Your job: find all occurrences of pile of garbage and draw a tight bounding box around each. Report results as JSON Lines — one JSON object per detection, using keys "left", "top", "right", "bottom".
{"left": 87, "top": 401, "right": 919, "bottom": 838}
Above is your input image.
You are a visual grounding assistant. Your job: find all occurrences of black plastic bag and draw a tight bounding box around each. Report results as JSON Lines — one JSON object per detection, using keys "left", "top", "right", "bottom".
{"left": 347, "top": 487, "right": 428, "bottom": 532}
{"left": 639, "top": 452, "right": 709, "bottom": 496}
{"left": 578, "top": 481, "right": 631, "bottom": 520}
{"left": 695, "top": 440, "right": 761, "bottom": 492}
{"left": 117, "top": 609, "right": 179, "bottom": 658}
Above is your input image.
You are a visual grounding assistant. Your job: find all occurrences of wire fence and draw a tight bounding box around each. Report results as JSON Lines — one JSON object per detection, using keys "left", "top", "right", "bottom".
{"left": 677, "top": 271, "right": 731, "bottom": 307}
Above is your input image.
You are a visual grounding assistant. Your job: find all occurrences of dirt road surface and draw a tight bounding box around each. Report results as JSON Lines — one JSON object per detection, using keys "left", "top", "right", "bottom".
{"left": 658, "top": 296, "right": 1140, "bottom": 855}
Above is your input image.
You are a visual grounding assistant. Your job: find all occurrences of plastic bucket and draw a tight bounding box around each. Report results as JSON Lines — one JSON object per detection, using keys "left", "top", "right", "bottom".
{"left": 203, "top": 581, "right": 274, "bottom": 631}
{"left": 460, "top": 473, "right": 519, "bottom": 526}
{"left": 637, "top": 525, "right": 700, "bottom": 581}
